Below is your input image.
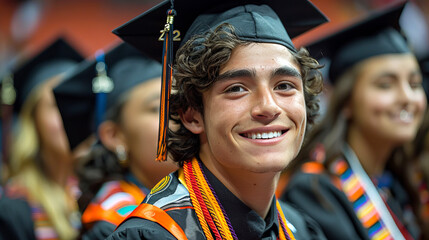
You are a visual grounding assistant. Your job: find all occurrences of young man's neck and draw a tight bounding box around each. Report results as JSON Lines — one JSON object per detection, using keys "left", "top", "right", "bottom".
{"left": 200, "top": 155, "right": 280, "bottom": 219}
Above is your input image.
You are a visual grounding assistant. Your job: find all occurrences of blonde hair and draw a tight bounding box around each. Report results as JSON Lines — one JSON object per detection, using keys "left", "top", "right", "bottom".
{"left": 8, "top": 76, "right": 79, "bottom": 240}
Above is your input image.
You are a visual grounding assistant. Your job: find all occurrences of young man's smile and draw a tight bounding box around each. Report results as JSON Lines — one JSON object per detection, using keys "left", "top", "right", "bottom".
{"left": 239, "top": 125, "right": 288, "bottom": 144}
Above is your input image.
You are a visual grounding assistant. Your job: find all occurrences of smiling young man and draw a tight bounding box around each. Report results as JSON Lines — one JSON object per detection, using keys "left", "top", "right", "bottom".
{"left": 107, "top": 0, "right": 328, "bottom": 239}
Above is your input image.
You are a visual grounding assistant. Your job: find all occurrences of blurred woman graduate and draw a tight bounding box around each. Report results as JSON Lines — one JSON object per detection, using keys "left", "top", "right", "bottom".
{"left": 53, "top": 42, "right": 178, "bottom": 239}
{"left": 280, "top": 2, "right": 427, "bottom": 240}
{"left": 4, "top": 37, "right": 84, "bottom": 240}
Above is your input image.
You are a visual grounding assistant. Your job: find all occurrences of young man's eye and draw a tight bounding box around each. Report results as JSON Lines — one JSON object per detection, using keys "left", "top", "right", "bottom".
{"left": 274, "top": 82, "right": 294, "bottom": 91}
{"left": 225, "top": 85, "right": 246, "bottom": 93}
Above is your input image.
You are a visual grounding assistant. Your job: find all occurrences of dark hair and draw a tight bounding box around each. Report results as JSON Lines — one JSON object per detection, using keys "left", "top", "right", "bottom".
{"left": 168, "top": 23, "right": 323, "bottom": 166}
{"left": 406, "top": 110, "right": 429, "bottom": 239}
{"left": 77, "top": 94, "right": 129, "bottom": 212}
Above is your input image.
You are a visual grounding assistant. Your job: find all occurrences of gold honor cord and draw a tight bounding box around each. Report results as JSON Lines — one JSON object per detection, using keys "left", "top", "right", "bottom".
{"left": 184, "top": 158, "right": 296, "bottom": 240}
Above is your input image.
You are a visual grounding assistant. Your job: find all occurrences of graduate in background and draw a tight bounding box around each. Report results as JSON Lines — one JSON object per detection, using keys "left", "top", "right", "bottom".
{"left": 280, "top": 2, "right": 427, "bottom": 239}
{"left": 53, "top": 42, "right": 178, "bottom": 239}
{"left": 3, "top": 37, "right": 84, "bottom": 240}
{"left": 108, "top": 0, "right": 328, "bottom": 239}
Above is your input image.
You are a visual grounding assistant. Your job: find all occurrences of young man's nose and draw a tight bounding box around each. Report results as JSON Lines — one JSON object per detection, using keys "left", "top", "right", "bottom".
{"left": 251, "top": 88, "right": 281, "bottom": 121}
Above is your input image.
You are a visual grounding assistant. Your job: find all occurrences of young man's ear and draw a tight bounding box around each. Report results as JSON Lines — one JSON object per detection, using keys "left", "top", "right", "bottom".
{"left": 180, "top": 107, "right": 204, "bottom": 134}
{"left": 98, "top": 120, "right": 127, "bottom": 152}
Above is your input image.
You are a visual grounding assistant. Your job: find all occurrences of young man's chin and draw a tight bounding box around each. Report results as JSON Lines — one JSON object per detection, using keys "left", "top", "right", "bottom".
{"left": 244, "top": 159, "right": 292, "bottom": 174}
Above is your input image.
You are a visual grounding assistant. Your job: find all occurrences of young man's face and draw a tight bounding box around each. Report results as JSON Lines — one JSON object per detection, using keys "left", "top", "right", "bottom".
{"left": 191, "top": 43, "right": 307, "bottom": 174}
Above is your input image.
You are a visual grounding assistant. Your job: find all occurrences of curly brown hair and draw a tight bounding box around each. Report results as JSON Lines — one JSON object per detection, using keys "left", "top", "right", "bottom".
{"left": 168, "top": 23, "right": 323, "bottom": 166}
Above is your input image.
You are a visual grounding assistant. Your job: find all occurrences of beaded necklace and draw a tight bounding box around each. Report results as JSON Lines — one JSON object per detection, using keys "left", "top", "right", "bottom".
{"left": 183, "top": 158, "right": 295, "bottom": 240}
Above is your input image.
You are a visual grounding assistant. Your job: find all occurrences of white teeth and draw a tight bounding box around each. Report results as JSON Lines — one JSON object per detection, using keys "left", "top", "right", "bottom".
{"left": 245, "top": 131, "right": 282, "bottom": 139}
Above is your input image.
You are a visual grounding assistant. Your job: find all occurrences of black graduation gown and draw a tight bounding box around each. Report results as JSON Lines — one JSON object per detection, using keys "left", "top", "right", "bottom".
{"left": 107, "top": 162, "right": 327, "bottom": 240}
{"left": 282, "top": 167, "right": 420, "bottom": 239}
{"left": 281, "top": 170, "right": 370, "bottom": 240}
{"left": 82, "top": 221, "right": 116, "bottom": 240}
{"left": 0, "top": 192, "right": 36, "bottom": 240}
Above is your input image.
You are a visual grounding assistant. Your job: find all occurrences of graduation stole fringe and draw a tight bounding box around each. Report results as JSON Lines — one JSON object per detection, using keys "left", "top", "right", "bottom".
{"left": 183, "top": 158, "right": 295, "bottom": 240}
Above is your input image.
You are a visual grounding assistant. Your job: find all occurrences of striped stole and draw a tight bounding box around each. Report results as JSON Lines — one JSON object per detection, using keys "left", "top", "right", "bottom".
{"left": 331, "top": 144, "right": 406, "bottom": 240}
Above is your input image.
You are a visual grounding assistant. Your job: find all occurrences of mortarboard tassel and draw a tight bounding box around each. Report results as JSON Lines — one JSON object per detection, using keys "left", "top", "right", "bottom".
{"left": 1, "top": 72, "right": 16, "bottom": 180}
{"left": 156, "top": 0, "right": 176, "bottom": 162}
{"left": 93, "top": 50, "right": 114, "bottom": 134}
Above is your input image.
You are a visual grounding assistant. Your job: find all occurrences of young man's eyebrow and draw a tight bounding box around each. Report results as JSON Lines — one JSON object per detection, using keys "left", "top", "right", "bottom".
{"left": 216, "top": 69, "right": 256, "bottom": 82}
{"left": 215, "top": 66, "right": 301, "bottom": 82}
{"left": 271, "top": 66, "right": 302, "bottom": 79}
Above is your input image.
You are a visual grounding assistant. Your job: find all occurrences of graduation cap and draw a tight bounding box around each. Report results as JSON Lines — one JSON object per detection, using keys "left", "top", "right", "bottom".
{"left": 113, "top": 0, "right": 328, "bottom": 61}
{"left": 11, "top": 37, "right": 84, "bottom": 113}
{"left": 305, "top": 1, "right": 410, "bottom": 83}
{"left": 53, "top": 43, "right": 162, "bottom": 150}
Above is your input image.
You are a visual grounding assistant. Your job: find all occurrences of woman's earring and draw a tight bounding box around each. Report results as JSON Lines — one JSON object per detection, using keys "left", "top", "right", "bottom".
{"left": 115, "top": 145, "right": 128, "bottom": 167}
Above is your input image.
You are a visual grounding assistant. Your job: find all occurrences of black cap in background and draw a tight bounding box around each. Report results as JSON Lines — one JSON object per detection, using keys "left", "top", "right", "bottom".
{"left": 53, "top": 43, "right": 162, "bottom": 150}
{"left": 305, "top": 1, "right": 410, "bottom": 83}
{"left": 11, "top": 37, "right": 84, "bottom": 113}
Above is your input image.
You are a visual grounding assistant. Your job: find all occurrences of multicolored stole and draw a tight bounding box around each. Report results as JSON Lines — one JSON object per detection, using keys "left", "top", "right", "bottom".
{"left": 82, "top": 180, "right": 146, "bottom": 227}
{"left": 331, "top": 144, "right": 406, "bottom": 240}
{"left": 183, "top": 157, "right": 295, "bottom": 240}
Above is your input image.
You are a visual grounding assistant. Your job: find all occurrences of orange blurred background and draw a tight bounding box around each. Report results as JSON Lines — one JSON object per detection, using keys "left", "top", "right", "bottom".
{"left": 0, "top": 0, "right": 428, "bottom": 74}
